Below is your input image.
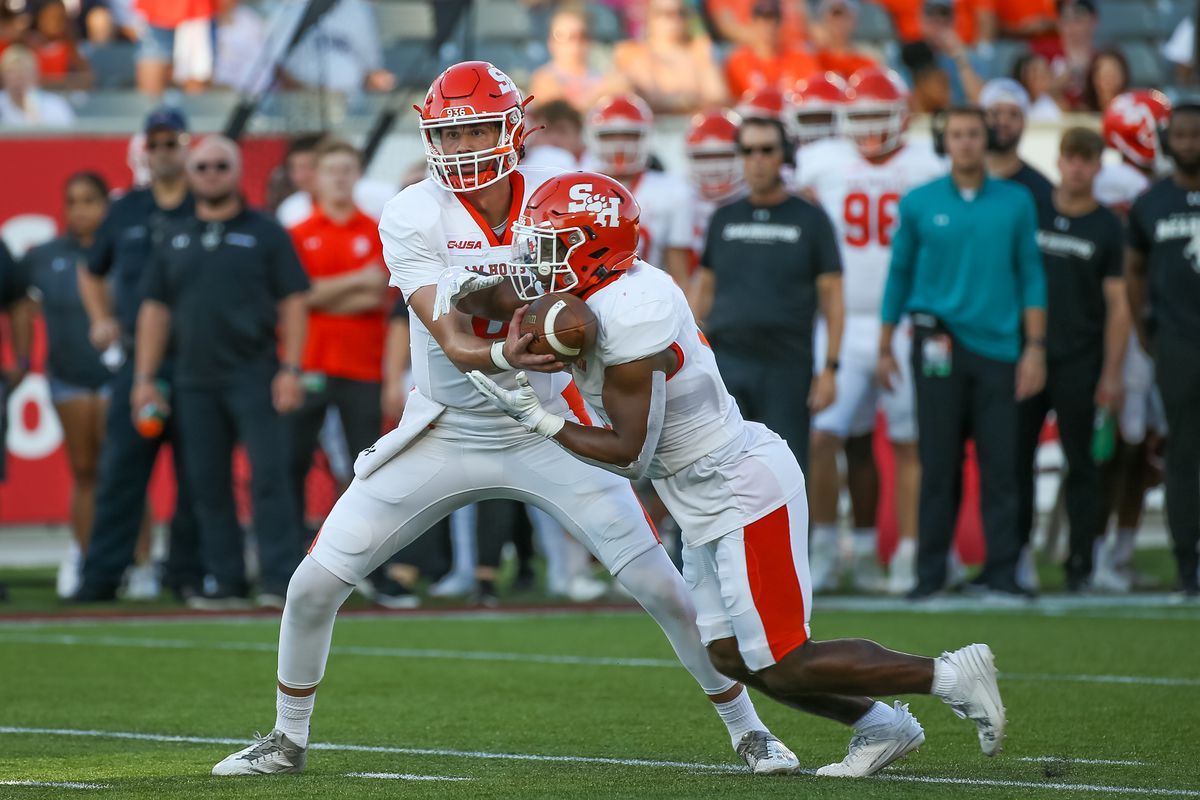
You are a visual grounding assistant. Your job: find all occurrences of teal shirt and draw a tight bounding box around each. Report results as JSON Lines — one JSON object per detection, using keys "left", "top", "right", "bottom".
{"left": 881, "top": 175, "right": 1047, "bottom": 363}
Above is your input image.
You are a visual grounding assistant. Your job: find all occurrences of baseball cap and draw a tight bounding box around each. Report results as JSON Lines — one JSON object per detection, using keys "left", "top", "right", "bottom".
{"left": 1057, "top": 0, "right": 1097, "bottom": 16}
{"left": 979, "top": 78, "right": 1030, "bottom": 114}
{"left": 144, "top": 107, "right": 188, "bottom": 134}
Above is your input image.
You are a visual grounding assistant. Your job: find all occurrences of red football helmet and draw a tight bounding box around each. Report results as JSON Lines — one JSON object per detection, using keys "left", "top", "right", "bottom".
{"left": 842, "top": 68, "right": 909, "bottom": 158}
{"left": 1103, "top": 90, "right": 1172, "bottom": 171}
{"left": 416, "top": 61, "right": 529, "bottom": 192}
{"left": 735, "top": 86, "right": 785, "bottom": 121}
{"left": 785, "top": 72, "right": 849, "bottom": 145}
{"left": 588, "top": 94, "right": 653, "bottom": 177}
{"left": 509, "top": 172, "right": 641, "bottom": 300}
{"left": 685, "top": 109, "right": 744, "bottom": 202}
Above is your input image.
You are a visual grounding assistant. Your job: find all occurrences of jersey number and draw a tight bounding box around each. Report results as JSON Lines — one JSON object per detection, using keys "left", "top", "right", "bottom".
{"left": 843, "top": 191, "right": 900, "bottom": 247}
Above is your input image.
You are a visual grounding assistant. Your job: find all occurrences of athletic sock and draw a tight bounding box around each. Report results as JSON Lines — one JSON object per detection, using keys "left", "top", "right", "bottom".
{"left": 812, "top": 523, "right": 838, "bottom": 551}
{"left": 275, "top": 688, "right": 315, "bottom": 748}
{"left": 713, "top": 686, "right": 767, "bottom": 747}
{"left": 852, "top": 528, "right": 876, "bottom": 558}
{"left": 1112, "top": 528, "right": 1137, "bottom": 568}
{"left": 930, "top": 656, "right": 958, "bottom": 699}
{"left": 853, "top": 700, "right": 894, "bottom": 732}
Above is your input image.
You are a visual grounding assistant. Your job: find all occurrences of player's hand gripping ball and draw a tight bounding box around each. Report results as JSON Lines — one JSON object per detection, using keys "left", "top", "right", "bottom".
{"left": 520, "top": 292, "right": 598, "bottom": 364}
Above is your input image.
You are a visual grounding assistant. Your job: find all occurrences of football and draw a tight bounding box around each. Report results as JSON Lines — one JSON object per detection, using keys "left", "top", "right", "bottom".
{"left": 520, "top": 292, "right": 598, "bottom": 362}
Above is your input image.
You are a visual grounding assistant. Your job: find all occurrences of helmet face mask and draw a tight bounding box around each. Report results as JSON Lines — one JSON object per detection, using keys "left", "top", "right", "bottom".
{"left": 842, "top": 105, "right": 907, "bottom": 157}
{"left": 509, "top": 219, "right": 585, "bottom": 300}
{"left": 685, "top": 109, "right": 744, "bottom": 202}
{"left": 793, "top": 109, "right": 839, "bottom": 144}
{"left": 418, "top": 62, "right": 527, "bottom": 193}
{"left": 592, "top": 130, "right": 650, "bottom": 176}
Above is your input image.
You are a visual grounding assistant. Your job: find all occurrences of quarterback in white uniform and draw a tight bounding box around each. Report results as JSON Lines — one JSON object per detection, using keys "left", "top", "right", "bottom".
{"left": 212, "top": 62, "right": 798, "bottom": 777}
{"left": 463, "top": 171, "right": 1007, "bottom": 778}
{"left": 794, "top": 68, "right": 945, "bottom": 595}
{"left": 587, "top": 94, "right": 694, "bottom": 286}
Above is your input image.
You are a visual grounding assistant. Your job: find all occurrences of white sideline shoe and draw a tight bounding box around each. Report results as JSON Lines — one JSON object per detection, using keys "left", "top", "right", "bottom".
{"left": 735, "top": 730, "right": 800, "bottom": 775}
{"left": 816, "top": 701, "right": 925, "bottom": 777}
{"left": 938, "top": 643, "right": 1007, "bottom": 756}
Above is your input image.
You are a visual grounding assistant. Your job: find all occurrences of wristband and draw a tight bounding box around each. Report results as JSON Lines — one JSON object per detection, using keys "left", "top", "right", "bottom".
{"left": 490, "top": 340, "right": 513, "bottom": 371}
{"left": 280, "top": 362, "right": 302, "bottom": 376}
{"left": 532, "top": 412, "right": 565, "bottom": 438}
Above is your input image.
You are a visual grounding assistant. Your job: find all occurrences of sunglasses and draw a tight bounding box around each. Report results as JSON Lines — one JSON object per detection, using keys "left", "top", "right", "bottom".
{"left": 146, "top": 138, "right": 180, "bottom": 152}
{"left": 738, "top": 144, "right": 780, "bottom": 156}
{"left": 192, "top": 161, "right": 231, "bottom": 174}
{"left": 653, "top": 6, "right": 686, "bottom": 16}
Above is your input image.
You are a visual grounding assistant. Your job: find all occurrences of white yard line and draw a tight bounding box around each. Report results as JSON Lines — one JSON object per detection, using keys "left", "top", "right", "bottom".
{"left": 346, "top": 772, "right": 472, "bottom": 781}
{"left": 0, "top": 779, "right": 108, "bottom": 789}
{"left": 1018, "top": 757, "right": 1151, "bottom": 767}
{"left": 3, "top": 631, "right": 1199, "bottom": 688}
{"left": 0, "top": 726, "right": 1195, "bottom": 797}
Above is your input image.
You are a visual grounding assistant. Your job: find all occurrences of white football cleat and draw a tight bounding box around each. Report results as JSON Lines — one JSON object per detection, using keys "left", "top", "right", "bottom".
{"left": 735, "top": 730, "right": 800, "bottom": 775}
{"left": 122, "top": 563, "right": 160, "bottom": 601}
{"left": 212, "top": 729, "right": 307, "bottom": 776}
{"left": 938, "top": 643, "right": 1007, "bottom": 756}
{"left": 809, "top": 530, "right": 841, "bottom": 593}
{"left": 816, "top": 701, "right": 925, "bottom": 777}
{"left": 887, "top": 539, "right": 917, "bottom": 596}
{"left": 56, "top": 541, "right": 82, "bottom": 600}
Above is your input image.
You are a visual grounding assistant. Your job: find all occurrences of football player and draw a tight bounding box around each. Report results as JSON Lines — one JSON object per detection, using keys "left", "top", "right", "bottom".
{"left": 212, "top": 61, "right": 798, "bottom": 777}
{"left": 1093, "top": 90, "right": 1173, "bottom": 592}
{"left": 786, "top": 71, "right": 851, "bottom": 150}
{"left": 461, "top": 171, "right": 1006, "bottom": 777}
{"left": 587, "top": 94, "right": 695, "bottom": 288}
{"left": 684, "top": 109, "right": 746, "bottom": 274}
{"left": 793, "top": 69, "right": 945, "bottom": 595}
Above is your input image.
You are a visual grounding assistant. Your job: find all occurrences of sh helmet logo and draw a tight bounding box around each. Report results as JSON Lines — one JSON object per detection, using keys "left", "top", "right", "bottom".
{"left": 567, "top": 184, "right": 621, "bottom": 227}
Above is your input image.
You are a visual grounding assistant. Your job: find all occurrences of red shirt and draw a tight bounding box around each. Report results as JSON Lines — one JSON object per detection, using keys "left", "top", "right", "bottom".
{"left": 815, "top": 50, "right": 879, "bottom": 79}
{"left": 290, "top": 207, "right": 388, "bottom": 383}
{"left": 869, "top": 0, "right": 924, "bottom": 42}
{"left": 135, "top": 0, "right": 213, "bottom": 29}
{"left": 725, "top": 47, "right": 819, "bottom": 98}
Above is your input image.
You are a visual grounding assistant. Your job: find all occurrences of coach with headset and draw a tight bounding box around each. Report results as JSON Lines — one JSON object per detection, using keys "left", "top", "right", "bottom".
{"left": 1126, "top": 101, "right": 1200, "bottom": 598}
{"left": 690, "top": 115, "right": 844, "bottom": 471}
{"left": 880, "top": 106, "right": 1047, "bottom": 600}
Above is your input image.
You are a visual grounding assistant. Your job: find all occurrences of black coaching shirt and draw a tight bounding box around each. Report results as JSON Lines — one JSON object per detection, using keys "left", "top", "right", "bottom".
{"left": 1127, "top": 177, "right": 1200, "bottom": 343}
{"left": 1036, "top": 201, "right": 1123, "bottom": 361}
{"left": 701, "top": 195, "right": 842, "bottom": 361}
{"left": 142, "top": 208, "right": 310, "bottom": 389}
{"left": 1008, "top": 162, "right": 1056, "bottom": 217}
{"left": 88, "top": 188, "right": 195, "bottom": 336}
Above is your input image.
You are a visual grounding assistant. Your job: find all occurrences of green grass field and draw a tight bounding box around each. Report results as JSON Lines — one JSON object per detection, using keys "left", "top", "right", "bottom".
{"left": 1, "top": 575, "right": 1198, "bottom": 800}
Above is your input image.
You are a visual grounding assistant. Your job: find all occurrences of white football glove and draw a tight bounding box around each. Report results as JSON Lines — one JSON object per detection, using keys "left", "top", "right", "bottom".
{"left": 466, "top": 370, "right": 565, "bottom": 437}
{"left": 432, "top": 268, "right": 504, "bottom": 320}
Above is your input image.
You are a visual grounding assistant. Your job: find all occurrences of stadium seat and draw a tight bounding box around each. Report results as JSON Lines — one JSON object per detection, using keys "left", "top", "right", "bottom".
{"left": 1096, "top": 2, "right": 1162, "bottom": 42}
{"left": 73, "top": 90, "right": 154, "bottom": 119}
{"left": 84, "top": 43, "right": 137, "bottom": 89}
{"left": 179, "top": 92, "right": 239, "bottom": 119}
{"left": 1122, "top": 40, "right": 1167, "bottom": 88}
{"left": 855, "top": 1, "right": 896, "bottom": 43}
{"left": 383, "top": 41, "right": 441, "bottom": 87}
{"left": 377, "top": 0, "right": 436, "bottom": 43}
{"left": 471, "top": 1, "right": 532, "bottom": 42}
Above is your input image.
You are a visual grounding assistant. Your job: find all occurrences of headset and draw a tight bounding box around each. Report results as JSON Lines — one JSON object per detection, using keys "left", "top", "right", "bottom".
{"left": 931, "top": 107, "right": 998, "bottom": 157}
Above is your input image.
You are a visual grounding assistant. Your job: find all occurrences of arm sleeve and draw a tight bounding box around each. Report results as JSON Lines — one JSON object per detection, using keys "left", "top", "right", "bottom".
{"left": 881, "top": 194, "right": 918, "bottom": 324}
{"left": 1014, "top": 191, "right": 1047, "bottom": 310}
{"left": 87, "top": 202, "right": 119, "bottom": 276}
{"left": 811, "top": 204, "right": 842, "bottom": 277}
{"left": 378, "top": 192, "right": 445, "bottom": 301}
{"left": 267, "top": 224, "right": 312, "bottom": 299}
{"left": 1126, "top": 197, "right": 1151, "bottom": 254}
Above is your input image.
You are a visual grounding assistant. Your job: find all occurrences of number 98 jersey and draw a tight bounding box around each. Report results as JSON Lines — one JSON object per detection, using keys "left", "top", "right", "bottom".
{"left": 794, "top": 138, "right": 944, "bottom": 316}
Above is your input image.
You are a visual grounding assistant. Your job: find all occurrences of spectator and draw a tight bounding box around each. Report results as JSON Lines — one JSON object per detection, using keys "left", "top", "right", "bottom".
{"left": 868, "top": 0, "right": 924, "bottom": 43}
{"left": 692, "top": 116, "right": 843, "bottom": 470}
{"left": 0, "top": 4, "right": 31, "bottom": 53}
{"left": 1080, "top": 47, "right": 1129, "bottom": 115}
{"left": 902, "top": 44, "right": 953, "bottom": 113}
{"left": 995, "top": 0, "right": 1055, "bottom": 41}
{"left": 211, "top": 0, "right": 264, "bottom": 92}
{"left": 1125, "top": 102, "right": 1200, "bottom": 599}
{"left": 706, "top": 0, "right": 807, "bottom": 47}
{"left": 135, "top": 135, "right": 309, "bottom": 609}
{"left": 269, "top": 0, "right": 395, "bottom": 96}
{"left": 276, "top": 134, "right": 395, "bottom": 228}
{"left": 953, "top": 0, "right": 997, "bottom": 50}
{"left": 812, "top": 0, "right": 879, "bottom": 79}
{"left": 1012, "top": 53, "right": 1062, "bottom": 122}
{"left": 524, "top": 99, "right": 586, "bottom": 170}
{"left": 0, "top": 43, "right": 74, "bottom": 126}
{"left": 981, "top": 78, "right": 1054, "bottom": 214}
{"left": 1051, "top": 0, "right": 1097, "bottom": 110}
{"left": 880, "top": 105, "right": 1046, "bottom": 599}
{"left": 723, "top": 0, "right": 817, "bottom": 99}
{"left": 919, "top": 1, "right": 984, "bottom": 104}
{"left": 1163, "top": 16, "right": 1195, "bottom": 87}
{"left": 18, "top": 173, "right": 122, "bottom": 599}
{"left": 74, "top": 107, "right": 201, "bottom": 603}
{"left": 1019, "top": 127, "right": 1127, "bottom": 592}
{"left": 285, "top": 139, "right": 397, "bottom": 602}
{"left": 528, "top": 5, "right": 614, "bottom": 114}
{"left": 26, "top": 0, "right": 92, "bottom": 89}
{"left": 135, "top": 0, "right": 214, "bottom": 96}
{"left": 611, "top": 0, "right": 727, "bottom": 114}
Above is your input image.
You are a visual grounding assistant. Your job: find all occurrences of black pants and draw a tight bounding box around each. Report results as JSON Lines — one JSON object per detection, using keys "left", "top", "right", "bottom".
{"left": 287, "top": 376, "right": 382, "bottom": 527}
{"left": 175, "top": 375, "right": 302, "bottom": 594}
{"left": 1016, "top": 348, "right": 1102, "bottom": 581}
{"left": 1155, "top": 333, "right": 1200, "bottom": 590}
{"left": 712, "top": 348, "right": 812, "bottom": 471}
{"left": 81, "top": 360, "right": 202, "bottom": 593}
{"left": 912, "top": 328, "right": 1022, "bottom": 592}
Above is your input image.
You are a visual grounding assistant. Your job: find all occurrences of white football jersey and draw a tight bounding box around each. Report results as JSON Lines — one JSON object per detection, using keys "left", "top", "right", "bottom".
{"left": 796, "top": 138, "right": 945, "bottom": 316}
{"left": 690, "top": 185, "right": 748, "bottom": 260}
{"left": 630, "top": 170, "right": 694, "bottom": 271}
{"left": 379, "top": 165, "right": 578, "bottom": 413}
{"left": 1095, "top": 161, "right": 1150, "bottom": 216}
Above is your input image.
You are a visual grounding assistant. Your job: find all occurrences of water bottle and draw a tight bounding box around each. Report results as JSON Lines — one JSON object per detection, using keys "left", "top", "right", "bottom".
{"left": 135, "top": 381, "right": 170, "bottom": 439}
{"left": 101, "top": 343, "right": 125, "bottom": 372}
{"left": 1091, "top": 408, "right": 1116, "bottom": 464}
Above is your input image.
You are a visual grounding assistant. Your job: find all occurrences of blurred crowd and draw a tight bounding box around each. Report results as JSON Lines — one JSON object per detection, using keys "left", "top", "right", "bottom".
{"left": 0, "top": 0, "right": 1196, "bottom": 127}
